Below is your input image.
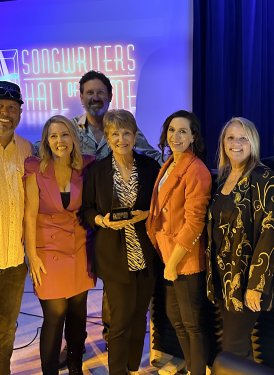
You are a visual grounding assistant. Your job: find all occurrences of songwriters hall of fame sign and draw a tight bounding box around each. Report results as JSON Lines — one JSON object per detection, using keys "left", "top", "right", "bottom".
{"left": 0, "top": 44, "right": 137, "bottom": 126}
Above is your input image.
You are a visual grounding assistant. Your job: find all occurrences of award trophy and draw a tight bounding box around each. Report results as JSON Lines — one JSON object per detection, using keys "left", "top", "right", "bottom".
{"left": 110, "top": 207, "right": 132, "bottom": 221}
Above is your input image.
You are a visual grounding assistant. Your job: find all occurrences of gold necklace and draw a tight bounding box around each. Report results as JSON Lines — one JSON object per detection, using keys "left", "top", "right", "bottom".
{"left": 124, "top": 162, "right": 133, "bottom": 170}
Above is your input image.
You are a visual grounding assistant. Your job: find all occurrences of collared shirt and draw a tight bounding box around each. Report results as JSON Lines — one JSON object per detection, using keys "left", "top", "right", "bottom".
{"left": 0, "top": 134, "right": 32, "bottom": 269}
{"left": 71, "top": 113, "right": 163, "bottom": 163}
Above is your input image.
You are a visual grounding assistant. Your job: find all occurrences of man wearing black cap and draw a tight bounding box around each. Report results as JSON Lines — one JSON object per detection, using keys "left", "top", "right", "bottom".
{"left": 0, "top": 81, "right": 32, "bottom": 375}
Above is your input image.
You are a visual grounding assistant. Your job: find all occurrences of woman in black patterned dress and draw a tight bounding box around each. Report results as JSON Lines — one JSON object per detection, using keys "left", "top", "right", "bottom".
{"left": 206, "top": 117, "right": 274, "bottom": 359}
{"left": 81, "top": 109, "right": 160, "bottom": 375}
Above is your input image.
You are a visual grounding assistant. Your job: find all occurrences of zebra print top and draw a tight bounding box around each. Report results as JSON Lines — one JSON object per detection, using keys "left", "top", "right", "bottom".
{"left": 112, "top": 156, "right": 146, "bottom": 271}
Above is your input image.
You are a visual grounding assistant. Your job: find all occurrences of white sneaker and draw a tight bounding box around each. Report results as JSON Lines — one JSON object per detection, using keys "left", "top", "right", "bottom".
{"left": 151, "top": 350, "right": 174, "bottom": 368}
{"left": 158, "top": 358, "right": 186, "bottom": 375}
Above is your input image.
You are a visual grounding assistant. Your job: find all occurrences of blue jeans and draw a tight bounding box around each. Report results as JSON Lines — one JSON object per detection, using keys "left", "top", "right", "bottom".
{"left": 165, "top": 271, "right": 208, "bottom": 375}
{"left": 0, "top": 263, "right": 27, "bottom": 375}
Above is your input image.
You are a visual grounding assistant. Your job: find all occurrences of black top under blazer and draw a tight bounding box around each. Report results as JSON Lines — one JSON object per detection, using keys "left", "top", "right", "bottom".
{"left": 81, "top": 152, "right": 160, "bottom": 283}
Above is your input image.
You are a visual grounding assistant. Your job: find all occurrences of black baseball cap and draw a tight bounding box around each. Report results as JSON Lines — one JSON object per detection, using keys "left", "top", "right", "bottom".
{"left": 0, "top": 81, "right": 24, "bottom": 105}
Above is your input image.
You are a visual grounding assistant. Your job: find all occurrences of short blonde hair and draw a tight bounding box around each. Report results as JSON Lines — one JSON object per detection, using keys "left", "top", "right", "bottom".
{"left": 39, "top": 115, "right": 83, "bottom": 172}
{"left": 217, "top": 117, "right": 261, "bottom": 181}
{"left": 103, "top": 109, "right": 137, "bottom": 139}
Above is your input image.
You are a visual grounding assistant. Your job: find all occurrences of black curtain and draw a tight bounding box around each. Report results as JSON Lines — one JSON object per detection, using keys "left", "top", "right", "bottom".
{"left": 193, "top": 0, "right": 274, "bottom": 168}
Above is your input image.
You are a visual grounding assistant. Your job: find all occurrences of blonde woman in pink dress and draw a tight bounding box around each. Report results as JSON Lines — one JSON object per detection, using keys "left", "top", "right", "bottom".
{"left": 24, "top": 115, "right": 95, "bottom": 375}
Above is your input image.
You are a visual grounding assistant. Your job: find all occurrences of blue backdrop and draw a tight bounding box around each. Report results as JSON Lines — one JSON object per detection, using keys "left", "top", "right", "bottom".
{"left": 0, "top": 0, "right": 193, "bottom": 147}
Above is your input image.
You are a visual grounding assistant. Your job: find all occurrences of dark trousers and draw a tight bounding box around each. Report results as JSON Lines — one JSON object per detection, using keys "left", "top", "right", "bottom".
{"left": 102, "top": 288, "right": 111, "bottom": 342}
{"left": 104, "top": 269, "right": 155, "bottom": 375}
{"left": 219, "top": 300, "right": 260, "bottom": 358}
{"left": 165, "top": 271, "right": 208, "bottom": 375}
{"left": 39, "top": 290, "right": 88, "bottom": 375}
{"left": 0, "top": 263, "right": 27, "bottom": 375}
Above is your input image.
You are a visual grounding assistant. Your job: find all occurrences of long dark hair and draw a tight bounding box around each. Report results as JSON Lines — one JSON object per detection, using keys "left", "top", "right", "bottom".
{"left": 158, "top": 110, "right": 206, "bottom": 162}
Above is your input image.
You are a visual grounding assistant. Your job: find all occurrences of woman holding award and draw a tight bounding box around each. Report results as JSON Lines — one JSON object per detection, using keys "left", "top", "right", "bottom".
{"left": 81, "top": 109, "right": 160, "bottom": 375}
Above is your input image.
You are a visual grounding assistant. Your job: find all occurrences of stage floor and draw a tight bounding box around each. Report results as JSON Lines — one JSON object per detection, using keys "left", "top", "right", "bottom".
{"left": 11, "top": 276, "right": 158, "bottom": 375}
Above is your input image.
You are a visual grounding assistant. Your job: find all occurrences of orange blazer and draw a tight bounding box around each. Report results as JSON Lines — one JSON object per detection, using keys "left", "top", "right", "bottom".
{"left": 146, "top": 150, "right": 212, "bottom": 275}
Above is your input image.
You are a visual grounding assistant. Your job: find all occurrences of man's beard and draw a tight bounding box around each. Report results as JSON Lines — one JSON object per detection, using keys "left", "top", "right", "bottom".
{"left": 86, "top": 100, "right": 110, "bottom": 117}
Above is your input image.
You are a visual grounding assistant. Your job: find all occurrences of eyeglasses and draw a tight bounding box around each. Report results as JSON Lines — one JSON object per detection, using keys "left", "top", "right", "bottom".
{"left": 0, "top": 87, "right": 22, "bottom": 101}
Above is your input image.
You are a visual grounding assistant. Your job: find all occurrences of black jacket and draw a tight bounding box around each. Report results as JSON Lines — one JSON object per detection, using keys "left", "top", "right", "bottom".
{"left": 82, "top": 152, "right": 160, "bottom": 283}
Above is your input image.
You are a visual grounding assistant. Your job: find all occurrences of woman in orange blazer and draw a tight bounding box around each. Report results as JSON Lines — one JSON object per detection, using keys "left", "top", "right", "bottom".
{"left": 146, "top": 110, "right": 211, "bottom": 375}
{"left": 24, "top": 115, "right": 95, "bottom": 375}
